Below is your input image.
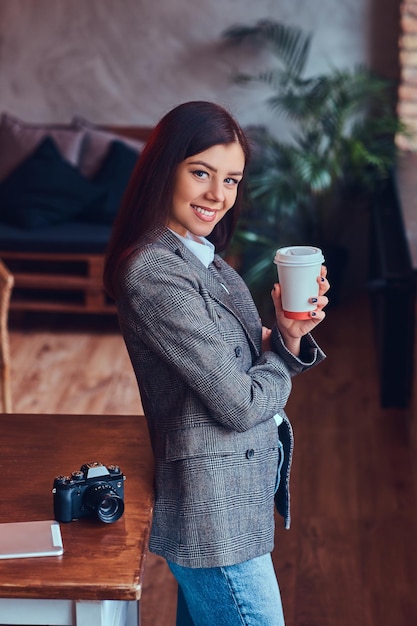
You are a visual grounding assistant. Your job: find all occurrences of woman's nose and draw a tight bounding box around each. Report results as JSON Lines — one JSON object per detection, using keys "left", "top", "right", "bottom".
{"left": 205, "top": 180, "right": 225, "bottom": 202}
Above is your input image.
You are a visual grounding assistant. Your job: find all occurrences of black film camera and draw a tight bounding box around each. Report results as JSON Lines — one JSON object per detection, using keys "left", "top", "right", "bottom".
{"left": 52, "top": 462, "right": 126, "bottom": 524}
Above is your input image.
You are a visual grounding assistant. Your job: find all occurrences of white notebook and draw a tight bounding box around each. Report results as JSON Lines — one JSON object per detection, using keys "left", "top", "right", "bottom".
{"left": 0, "top": 520, "right": 64, "bottom": 559}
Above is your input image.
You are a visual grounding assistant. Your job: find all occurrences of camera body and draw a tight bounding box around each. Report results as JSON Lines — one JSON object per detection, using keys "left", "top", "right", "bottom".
{"left": 53, "top": 462, "right": 126, "bottom": 524}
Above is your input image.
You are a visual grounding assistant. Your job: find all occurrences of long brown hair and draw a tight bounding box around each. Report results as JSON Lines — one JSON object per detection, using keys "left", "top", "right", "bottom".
{"left": 103, "top": 101, "right": 251, "bottom": 299}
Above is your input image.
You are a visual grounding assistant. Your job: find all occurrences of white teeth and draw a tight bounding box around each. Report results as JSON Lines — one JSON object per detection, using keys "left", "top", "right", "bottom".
{"left": 193, "top": 205, "right": 215, "bottom": 217}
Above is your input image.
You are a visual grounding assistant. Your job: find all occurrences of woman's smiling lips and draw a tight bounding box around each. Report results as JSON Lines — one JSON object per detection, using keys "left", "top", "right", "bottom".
{"left": 191, "top": 204, "right": 217, "bottom": 221}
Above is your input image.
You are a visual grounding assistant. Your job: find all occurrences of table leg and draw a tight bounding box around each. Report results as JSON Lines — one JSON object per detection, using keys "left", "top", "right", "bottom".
{"left": 76, "top": 600, "right": 138, "bottom": 626}
{"left": 0, "top": 599, "right": 138, "bottom": 626}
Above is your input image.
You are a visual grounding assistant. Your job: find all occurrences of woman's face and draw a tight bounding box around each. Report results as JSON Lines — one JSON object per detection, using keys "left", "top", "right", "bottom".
{"left": 168, "top": 142, "right": 245, "bottom": 239}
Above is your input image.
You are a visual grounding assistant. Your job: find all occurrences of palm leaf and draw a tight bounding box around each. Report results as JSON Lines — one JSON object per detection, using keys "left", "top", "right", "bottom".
{"left": 223, "top": 19, "right": 311, "bottom": 77}
{"left": 222, "top": 18, "right": 402, "bottom": 305}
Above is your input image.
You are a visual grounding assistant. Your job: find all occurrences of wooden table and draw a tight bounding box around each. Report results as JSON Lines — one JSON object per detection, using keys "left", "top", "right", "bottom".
{"left": 0, "top": 413, "right": 154, "bottom": 626}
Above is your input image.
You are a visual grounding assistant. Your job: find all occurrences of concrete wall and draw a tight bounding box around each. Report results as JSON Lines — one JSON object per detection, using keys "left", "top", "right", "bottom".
{"left": 0, "top": 0, "right": 400, "bottom": 130}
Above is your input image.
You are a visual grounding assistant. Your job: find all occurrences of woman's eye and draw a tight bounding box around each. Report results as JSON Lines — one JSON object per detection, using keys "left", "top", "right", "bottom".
{"left": 225, "top": 177, "right": 239, "bottom": 185}
{"left": 192, "top": 170, "right": 208, "bottom": 179}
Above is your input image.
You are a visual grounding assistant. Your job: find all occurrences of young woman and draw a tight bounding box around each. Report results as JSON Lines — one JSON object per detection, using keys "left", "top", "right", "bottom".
{"left": 104, "top": 101, "right": 329, "bottom": 626}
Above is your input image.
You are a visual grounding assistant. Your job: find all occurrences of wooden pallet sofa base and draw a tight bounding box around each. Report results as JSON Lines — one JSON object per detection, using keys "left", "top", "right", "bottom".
{"left": 0, "top": 249, "right": 114, "bottom": 314}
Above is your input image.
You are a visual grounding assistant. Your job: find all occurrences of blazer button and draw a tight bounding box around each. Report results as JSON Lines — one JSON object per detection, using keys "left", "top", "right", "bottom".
{"left": 235, "top": 346, "right": 242, "bottom": 357}
{"left": 246, "top": 449, "right": 255, "bottom": 459}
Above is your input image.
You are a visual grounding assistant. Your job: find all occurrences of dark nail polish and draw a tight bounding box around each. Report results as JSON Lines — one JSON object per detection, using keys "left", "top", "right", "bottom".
{"left": 311, "top": 297, "right": 318, "bottom": 303}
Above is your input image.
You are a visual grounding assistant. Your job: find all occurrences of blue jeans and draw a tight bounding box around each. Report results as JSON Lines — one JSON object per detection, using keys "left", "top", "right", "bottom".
{"left": 168, "top": 553, "right": 285, "bottom": 626}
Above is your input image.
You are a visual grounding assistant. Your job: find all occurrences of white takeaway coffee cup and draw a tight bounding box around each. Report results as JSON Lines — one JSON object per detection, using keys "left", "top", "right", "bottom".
{"left": 273, "top": 246, "right": 325, "bottom": 319}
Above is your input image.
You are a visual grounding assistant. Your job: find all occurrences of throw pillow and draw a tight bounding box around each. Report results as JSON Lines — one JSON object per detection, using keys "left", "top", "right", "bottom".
{"left": 0, "top": 112, "right": 85, "bottom": 182}
{"left": 72, "top": 116, "right": 146, "bottom": 178}
{"left": 80, "top": 140, "right": 139, "bottom": 224}
{"left": 0, "top": 136, "right": 106, "bottom": 229}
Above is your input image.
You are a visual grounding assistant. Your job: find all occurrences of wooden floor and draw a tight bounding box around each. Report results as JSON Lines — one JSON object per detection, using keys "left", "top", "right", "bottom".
{"left": 7, "top": 293, "right": 417, "bottom": 626}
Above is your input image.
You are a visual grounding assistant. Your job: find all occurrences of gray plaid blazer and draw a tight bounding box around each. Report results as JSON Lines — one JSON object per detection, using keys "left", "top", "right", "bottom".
{"left": 116, "top": 228, "right": 325, "bottom": 568}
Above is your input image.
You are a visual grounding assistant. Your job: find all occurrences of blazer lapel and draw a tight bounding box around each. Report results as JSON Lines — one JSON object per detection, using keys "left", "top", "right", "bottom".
{"left": 204, "top": 261, "right": 260, "bottom": 358}
{"left": 158, "top": 229, "right": 261, "bottom": 357}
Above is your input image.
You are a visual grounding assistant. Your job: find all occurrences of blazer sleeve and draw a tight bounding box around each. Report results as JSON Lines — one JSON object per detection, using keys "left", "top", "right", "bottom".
{"left": 120, "top": 249, "right": 323, "bottom": 433}
{"left": 270, "top": 326, "right": 325, "bottom": 376}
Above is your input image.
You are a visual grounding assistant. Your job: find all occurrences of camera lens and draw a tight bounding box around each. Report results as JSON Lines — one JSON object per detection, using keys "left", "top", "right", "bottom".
{"left": 97, "top": 494, "right": 124, "bottom": 523}
{"left": 83, "top": 482, "right": 125, "bottom": 524}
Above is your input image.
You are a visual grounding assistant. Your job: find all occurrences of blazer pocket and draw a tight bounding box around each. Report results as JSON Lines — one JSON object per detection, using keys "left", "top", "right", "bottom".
{"left": 165, "top": 425, "right": 238, "bottom": 461}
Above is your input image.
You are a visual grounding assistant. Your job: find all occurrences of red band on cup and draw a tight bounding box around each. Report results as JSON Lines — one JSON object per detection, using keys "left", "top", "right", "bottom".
{"left": 283, "top": 310, "right": 312, "bottom": 320}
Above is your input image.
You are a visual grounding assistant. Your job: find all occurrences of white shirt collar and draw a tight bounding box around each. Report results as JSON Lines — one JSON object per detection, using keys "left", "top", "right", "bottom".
{"left": 169, "top": 230, "right": 215, "bottom": 268}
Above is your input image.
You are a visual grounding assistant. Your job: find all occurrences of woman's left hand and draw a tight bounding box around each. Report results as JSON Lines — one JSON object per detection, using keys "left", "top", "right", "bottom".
{"left": 261, "top": 325, "right": 272, "bottom": 353}
{"left": 271, "top": 265, "right": 330, "bottom": 353}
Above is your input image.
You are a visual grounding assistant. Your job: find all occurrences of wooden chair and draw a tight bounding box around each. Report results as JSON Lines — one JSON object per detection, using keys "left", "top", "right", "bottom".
{"left": 0, "top": 259, "right": 14, "bottom": 412}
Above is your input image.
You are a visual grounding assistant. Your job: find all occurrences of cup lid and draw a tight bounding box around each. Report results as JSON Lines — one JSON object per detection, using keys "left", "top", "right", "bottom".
{"left": 274, "top": 245, "right": 324, "bottom": 265}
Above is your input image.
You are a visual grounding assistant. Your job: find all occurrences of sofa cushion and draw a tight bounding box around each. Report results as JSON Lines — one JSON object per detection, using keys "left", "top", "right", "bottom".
{"left": 78, "top": 140, "right": 138, "bottom": 224}
{"left": 72, "top": 116, "right": 145, "bottom": 178}
{"left": 0, "top": 136, "right": 106, "bottom": 230}
{"left": 0, "top": 112, "right": 85, "bottom": 182}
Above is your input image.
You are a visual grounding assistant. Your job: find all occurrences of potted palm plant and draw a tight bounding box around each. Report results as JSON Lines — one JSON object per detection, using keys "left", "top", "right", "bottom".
{"left": 222, "top": 19, "right": 404, "bottom": 312}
